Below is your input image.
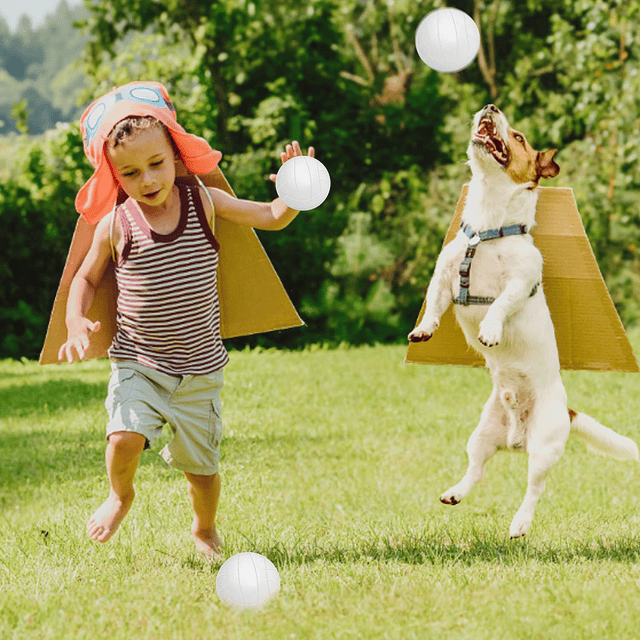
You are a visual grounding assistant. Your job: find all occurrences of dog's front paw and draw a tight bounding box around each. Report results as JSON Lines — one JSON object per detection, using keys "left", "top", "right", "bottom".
{"left": 408, "top": 328, "right": 432, "bottom": 343}
{"left": 509, "top": 510, "right": 533, "bottom": 539}
{"left": 408, "top": 317, "right": 439, "bottom": 343}
{"left": 478, "top": 317, "right": 503, "bottom": 347}
{"left": 440, "top": 488, "right": 463, "bottom": 505}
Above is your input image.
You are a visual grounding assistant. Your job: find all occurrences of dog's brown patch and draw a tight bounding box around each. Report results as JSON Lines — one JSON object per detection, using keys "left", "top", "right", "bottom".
{"left": 568, "top": 408, "right": 578, "bottom": 422}
{"left": 504, "top": 129, "right": 559, "bottom": 186}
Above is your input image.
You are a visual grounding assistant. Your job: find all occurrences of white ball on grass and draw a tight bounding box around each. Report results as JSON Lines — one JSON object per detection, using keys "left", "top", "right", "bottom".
{"left": 275, "top": 155, "right": 331, "bottom": 211}
{"left": 216, "top": 552, "right": 281, "bottom": 610}
{"left": 415, "top": 8, "right": 480, "bottom": 73}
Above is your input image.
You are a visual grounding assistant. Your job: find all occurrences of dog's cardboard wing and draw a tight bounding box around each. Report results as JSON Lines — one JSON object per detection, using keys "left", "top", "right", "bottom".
{"left": 39, "top": 164, "right": 303, "bottom": 365}
{"left": 406, "top": 185, "right": 639, "bottom": 372}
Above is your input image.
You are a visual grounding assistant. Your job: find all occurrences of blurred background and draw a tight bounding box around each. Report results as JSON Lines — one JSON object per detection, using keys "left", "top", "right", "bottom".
{"left": 0, "top": 0, "right": 638, "bottom": 360}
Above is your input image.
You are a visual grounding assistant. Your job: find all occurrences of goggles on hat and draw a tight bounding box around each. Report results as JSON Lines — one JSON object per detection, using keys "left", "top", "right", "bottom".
{"left": 82, "top": 84, "right": 175, "bottom": 147}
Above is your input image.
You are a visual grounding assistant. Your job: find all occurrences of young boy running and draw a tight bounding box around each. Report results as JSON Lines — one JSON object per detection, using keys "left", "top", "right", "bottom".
{"left": 59, "top": 82, "right": 313, "bottom": 560}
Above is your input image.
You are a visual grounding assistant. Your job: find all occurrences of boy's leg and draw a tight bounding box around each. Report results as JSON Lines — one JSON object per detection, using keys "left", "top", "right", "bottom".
{"left": 184, "top": 471, "right": 222, "bottom": 560}
{"left": 87, "top": 431, "right": 147, "bottom": 543}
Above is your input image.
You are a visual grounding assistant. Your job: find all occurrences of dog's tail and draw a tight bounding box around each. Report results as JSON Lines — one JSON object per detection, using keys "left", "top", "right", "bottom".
{"left": 569, "top": 409, "right": 639, "bottom": 461}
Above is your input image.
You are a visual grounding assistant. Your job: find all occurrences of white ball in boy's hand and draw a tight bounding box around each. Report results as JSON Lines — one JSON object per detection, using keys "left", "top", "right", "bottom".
{"left": 415, "top": 8, "right": 480, "bottom": 73}
{"left": 216, "top": 552, "right": 280, "bottom": 610}
{"left": 276, "top": 155, "right": 331, "bottom": 211}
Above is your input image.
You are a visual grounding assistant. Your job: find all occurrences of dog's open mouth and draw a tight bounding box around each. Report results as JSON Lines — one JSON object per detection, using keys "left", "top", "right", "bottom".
{"left": 473, "top": 116, "right": 508, "bottom": 166}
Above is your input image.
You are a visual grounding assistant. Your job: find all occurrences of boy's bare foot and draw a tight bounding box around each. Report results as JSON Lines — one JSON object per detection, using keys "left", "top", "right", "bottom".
{"left": 87, "top": 491, "right": 135, "bottom": 543}
{"left": 192, "top": 527, "right": 224, "bottom": 562}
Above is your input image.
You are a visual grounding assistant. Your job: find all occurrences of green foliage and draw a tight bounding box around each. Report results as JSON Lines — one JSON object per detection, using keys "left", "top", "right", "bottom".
{"left": 301, "top": 163, "right": 464, "bottom": 345}
{"left": 0, "top": 123, "right": 91, "bottom": 359}
{"left": 510, "top": 0, "right": 640, "bottom": 324}
{"left": 2, "top": 0, "right": 640, "bottom": 358}
{"left": 301, "top": 212, "right": 401, "bottom": 344}
{"left": 10, "top": 99, "right": 30, "bottom": 135}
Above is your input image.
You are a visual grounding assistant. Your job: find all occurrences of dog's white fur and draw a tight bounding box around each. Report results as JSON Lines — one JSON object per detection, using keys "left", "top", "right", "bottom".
{"left": 409, "top": 105, "right": 638, "bottom": 538}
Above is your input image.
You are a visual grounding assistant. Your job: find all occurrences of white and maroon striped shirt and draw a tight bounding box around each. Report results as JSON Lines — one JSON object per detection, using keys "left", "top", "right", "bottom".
{"left": 108, "top": 184, "right": 229, "bottom": 376}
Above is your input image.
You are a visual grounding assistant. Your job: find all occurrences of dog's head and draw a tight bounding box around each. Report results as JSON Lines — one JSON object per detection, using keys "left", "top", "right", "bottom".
{"left": 468, "top": 105, "right": 560, "bottom": 186}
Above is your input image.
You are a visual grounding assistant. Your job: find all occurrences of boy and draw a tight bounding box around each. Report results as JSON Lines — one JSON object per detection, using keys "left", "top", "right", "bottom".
{"left": 59, "top": 81, "right": 314, "bottom": 560}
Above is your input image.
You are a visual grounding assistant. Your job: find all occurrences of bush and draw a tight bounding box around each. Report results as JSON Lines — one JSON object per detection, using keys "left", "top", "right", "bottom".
{"left": 299, "top": 162, "right": 469, "bottom": 345}
{"left": 0, "top": 123, "right": 90, "bottom": 359}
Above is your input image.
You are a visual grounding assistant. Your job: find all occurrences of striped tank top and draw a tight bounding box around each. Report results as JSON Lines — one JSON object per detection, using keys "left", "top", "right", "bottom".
{"left": 108, "top": 184, "right": 229, "bottom": 376}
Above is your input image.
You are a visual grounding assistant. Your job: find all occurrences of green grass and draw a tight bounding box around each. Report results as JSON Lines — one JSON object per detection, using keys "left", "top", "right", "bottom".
{"left": 2, "top": 333, "right": 640, "bottom": 639}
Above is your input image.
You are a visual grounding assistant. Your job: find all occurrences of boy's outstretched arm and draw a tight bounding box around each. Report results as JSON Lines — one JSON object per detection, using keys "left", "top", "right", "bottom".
{"left": 58, "top": 215, "right": 113, "bottom": 363}
{"left": 205, "top": 141, "right": 315, "bottom": 231}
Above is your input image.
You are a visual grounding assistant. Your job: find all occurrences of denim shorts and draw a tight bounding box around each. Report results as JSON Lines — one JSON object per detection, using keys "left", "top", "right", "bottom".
{"left": 105, "top": 360, "right": 224, "bottom": 475}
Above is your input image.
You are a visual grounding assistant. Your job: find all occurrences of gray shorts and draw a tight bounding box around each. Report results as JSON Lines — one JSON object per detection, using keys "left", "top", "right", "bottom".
{"left": 105, "top": 360, "right": 224, "bottom": 475}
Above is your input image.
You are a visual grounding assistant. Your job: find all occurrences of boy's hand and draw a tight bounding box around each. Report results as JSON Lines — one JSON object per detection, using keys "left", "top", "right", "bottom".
{"left": 269, "top": 141, "right": 315, "bottom": 182}
{"left": 58, "top": 318, "right": 101, "bottom": 364}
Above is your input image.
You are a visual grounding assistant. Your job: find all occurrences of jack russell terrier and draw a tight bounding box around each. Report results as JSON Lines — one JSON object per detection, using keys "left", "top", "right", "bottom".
{"left": 409, "top": 104, "right": 638, "bottom": 538}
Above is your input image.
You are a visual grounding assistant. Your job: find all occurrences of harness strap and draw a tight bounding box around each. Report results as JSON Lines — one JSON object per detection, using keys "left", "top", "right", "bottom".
{"left": 462, "top": 222, "right": 528, "bottom": 242}
{"left": 454, "top": 222, "right": 538, "bottom": 306}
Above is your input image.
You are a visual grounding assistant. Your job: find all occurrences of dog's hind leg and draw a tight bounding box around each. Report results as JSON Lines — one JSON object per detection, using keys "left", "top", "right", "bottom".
{"left": 440, "top": 389, "right": 506, "bottom": 505}
{"left": 508, "top": 397, "right": 570, "bottom": 538}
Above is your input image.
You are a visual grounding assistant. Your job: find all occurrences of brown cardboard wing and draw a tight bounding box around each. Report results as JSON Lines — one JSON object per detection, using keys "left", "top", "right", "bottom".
{"left": 405, "top": 185, "right": 639, "bottom": 372}
{"left": 39, "top": 165, "right": 303, "bottom": 365}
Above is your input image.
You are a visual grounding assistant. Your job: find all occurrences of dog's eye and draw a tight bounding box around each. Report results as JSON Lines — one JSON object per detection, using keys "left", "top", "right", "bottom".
{"left": 514, "top": 134, "right": 524, "bottom": 144}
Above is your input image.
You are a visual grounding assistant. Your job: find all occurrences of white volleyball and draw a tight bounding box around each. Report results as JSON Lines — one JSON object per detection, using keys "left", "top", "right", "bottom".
{"left": 216, "top": 552, "right": 281, "bottom": 610}
{"left": 415, "top": 8, "right": 480, "bottom": 73}
{"left": 275, "top": 155, "right": 331, "bottom": 211}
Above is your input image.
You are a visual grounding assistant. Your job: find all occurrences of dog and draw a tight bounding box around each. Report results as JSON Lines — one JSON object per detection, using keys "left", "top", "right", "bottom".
{"left": 408, "top": 104, "right": 638, "bottom": 538}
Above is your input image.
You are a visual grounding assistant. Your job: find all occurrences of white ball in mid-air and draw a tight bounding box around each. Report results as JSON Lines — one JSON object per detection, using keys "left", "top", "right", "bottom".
{"left": 276, "top": 155, "right": 331, "bottom": 211}
{"left": 415, "top": 8, "right": 480, "bottom": 73}
{"left": 216, "top": 552, "right": 281, "bottom": 610}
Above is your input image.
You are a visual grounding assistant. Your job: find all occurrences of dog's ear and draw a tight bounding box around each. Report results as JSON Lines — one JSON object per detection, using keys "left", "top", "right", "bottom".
{"left": 537, "top": 149, "right": 560, "bottom": 179}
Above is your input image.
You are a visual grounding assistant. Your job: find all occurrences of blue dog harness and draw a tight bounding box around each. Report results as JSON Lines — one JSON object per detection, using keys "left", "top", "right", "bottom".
{"left": 453, "top": 222, "right": 539, "bottom": 306}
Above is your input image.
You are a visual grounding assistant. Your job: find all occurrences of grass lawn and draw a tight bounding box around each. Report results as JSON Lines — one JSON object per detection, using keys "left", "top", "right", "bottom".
{"left": 2, "top": 333, "right": 640, "bottom": 639}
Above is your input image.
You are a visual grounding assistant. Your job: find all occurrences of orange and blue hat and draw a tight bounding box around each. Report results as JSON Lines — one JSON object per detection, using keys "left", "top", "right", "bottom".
{"left": 75, "top": 81, "right": 222, "bottom": 224}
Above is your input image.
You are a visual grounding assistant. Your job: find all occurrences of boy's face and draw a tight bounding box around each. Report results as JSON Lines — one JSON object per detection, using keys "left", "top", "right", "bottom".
{"left": 107, "top": 127, "right": 178, "bottom": 208}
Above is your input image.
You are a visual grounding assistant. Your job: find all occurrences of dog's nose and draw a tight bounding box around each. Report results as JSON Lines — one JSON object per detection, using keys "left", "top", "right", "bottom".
{"left": 483, "top": 104, "right": 500, "bottom": 114}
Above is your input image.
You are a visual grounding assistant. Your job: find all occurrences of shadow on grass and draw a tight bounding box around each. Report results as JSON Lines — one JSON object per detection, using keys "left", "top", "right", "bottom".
{"left": 0, "top": 377, "right": 169, "bottom": 499}
{"left": 251, "top": 532, "right": 640, "bottom": 567}
{"left": 0, "top": 378, "right": 106, "bottom": 496}
{"left": 0, "top": 370, "right": 42, "bottom": 381}
{"left": 0, "top": 424, "right": 105, "bottom": 496}
{"left": 0, "top": 379, "right": 107, "bottom": 419}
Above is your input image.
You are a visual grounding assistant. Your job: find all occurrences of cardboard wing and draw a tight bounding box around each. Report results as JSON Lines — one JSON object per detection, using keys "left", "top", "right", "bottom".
{"left": 39, "top": 165, "right": 303, "bottom": 365}
{"left": 405, "top": 185, "right": 639, "bottom": 372}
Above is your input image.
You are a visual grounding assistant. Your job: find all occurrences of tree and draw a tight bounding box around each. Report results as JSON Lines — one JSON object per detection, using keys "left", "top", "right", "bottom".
{"left": 0, "top": 1, "right": 89, "bottom": 134}
{"left": 1, "top": 15, "right": 41, "bottom": 80}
